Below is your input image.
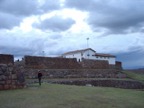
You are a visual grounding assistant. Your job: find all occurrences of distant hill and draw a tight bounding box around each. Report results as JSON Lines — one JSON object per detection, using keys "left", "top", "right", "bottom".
{"left": 125, "top": 68, "right": 144, "bottom": 74}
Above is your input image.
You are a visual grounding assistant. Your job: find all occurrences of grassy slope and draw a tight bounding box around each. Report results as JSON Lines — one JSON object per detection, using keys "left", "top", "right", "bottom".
{"left": 0, "top": 83, "right": 144, "bottom": 108}
{"left": 123, "top": 71, "right": 144, "bottom": 83}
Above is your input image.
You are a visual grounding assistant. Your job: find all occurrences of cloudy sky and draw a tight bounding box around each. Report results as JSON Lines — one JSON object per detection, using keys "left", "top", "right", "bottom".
{"left": 0, "top": 0, "right": 144, "bottom": 69}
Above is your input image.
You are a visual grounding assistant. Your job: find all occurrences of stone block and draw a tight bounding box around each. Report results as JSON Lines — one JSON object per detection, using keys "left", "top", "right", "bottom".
{"left": 12, "top": 74, "right": 17, "bottom": 80}
{"left": 12, "top": 80, "right": 17, "bottom": 85}
{"left": 0, "top": 85, "right": 4, "bottom": 90}
{"left": 0, "top": 75, "right": 6, "bottom": 81}
{"left": 0, "top": 71, "right": 3, "bottom": 75}
{"left": 11, "top": 85, "right": 17, "bottom": 89}
{"left": 0, "top": 64, "right": 7, "bottom": 73}
{"left": 0, "top": 81, "right": 5, "bottom": 85}
{"left": 0, "top": 54, "right": 14, "bottom": 64}
{"left": 6, "top": 80, "right": 12, "bottom": 84}
{"left": 4, "top": 85, "right": 10, "bottom": 90}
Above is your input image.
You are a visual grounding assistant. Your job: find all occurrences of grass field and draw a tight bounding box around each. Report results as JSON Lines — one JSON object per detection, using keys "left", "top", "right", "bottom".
{"left": 123, "top": 71, "right": 144, "bottom": 83}
{"left": 0, "top": 83, "right": 144, "bottom": 108}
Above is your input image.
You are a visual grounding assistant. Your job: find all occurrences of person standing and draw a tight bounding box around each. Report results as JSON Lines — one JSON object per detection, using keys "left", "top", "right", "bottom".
{"left": 38, "top": 71, "right": 42, "bottom": 86}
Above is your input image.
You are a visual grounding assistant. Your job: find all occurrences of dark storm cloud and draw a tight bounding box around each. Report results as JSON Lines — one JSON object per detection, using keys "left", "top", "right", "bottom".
{"left": 0, "top": 0, "right": 61, "bottom": 29}
{"left": 115, "top": 46, "right": 144, "bottom": 69}
{"left": 0, "top": 0, "right": 39, "bottom": 16}
{"left": 33, "top": 16, "right": 75, "bottom": 32}
{"left": 0, "top": 45, "right": 34, "bottom": 57}
{"left": 0, "top": 13, "right": 21, "bottom": 29}
{"left": 65, "top": 0, "right": 144, "bottom": 34}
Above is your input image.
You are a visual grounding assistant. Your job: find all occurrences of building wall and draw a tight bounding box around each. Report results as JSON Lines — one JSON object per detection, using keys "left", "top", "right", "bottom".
{"left": 64, "top": 53, "right": 82, "bottom": 62}
{"left": 63, "top": 50, "right": 116, "bottom": 65}
{"left": 83, "top": 50, "right": 96, "bottom": 59}
{"left": 87, "top": 55, "right": 115, "bottom": 65}
{"left": 63, "top": 49, "right": 96, "bottom": 62}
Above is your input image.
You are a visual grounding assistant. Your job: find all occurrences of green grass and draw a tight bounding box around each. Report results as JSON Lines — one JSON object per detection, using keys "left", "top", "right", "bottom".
{"left": 0, "top": 83, "right": 144, "bottom": 108}
{"left": 123, "top": 71, "right": 144, "bottom": 83}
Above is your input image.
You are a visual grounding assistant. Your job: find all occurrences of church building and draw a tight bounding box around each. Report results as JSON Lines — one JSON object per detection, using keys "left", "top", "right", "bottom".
{"left": 62, "top": 48, "right": 116, "bottom": 65}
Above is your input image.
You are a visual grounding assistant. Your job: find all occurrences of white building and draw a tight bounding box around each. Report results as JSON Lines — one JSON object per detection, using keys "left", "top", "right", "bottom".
{"left": 62, "top": 48, "right": 116, "bottom": 65}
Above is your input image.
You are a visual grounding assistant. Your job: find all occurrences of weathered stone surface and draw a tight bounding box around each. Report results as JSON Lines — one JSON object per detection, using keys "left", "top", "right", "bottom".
{"left": 0, "top": 64, "right": 7, "bottom": 73}
{"left": 50, "top": 80, "right": 144, "bottom": 89}
{"left": 0, "top": 75, "right": 6, "bottom": 81}
{"left": 0, "top": 63, "right": 25, "bottom": 90}
{"left": 80, "top": 59, "right": 109, "bottom": 69}
{"left": 12, "top": 74, "right": 17, "bottom": 80}
{"left": 6, "top": 80, "right": 12, "bottom": 84}
{"left": 17, "top": 72, "right": 25, "bottom": 83}
{"left": 25, "top": 56, "right": 81, "bottom": 69}
{"left": 0, "top": 81, "right": 5, "bottom": 85}
{"left": 25, "top": 69, "right": 126, "bottom": 79}
{"left": 4, "top": 85, "right": 10, "bottom": 90}
{"left": 0, "top": 85, "right": 3, "bottom": 89}
{"left": 0, "top": 54, "right": 14, "bottom": 64}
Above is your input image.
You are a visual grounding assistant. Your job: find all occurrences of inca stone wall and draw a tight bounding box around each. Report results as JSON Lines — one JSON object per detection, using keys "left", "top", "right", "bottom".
{"left": 0, "top": 64, "right": 25, "bottom": 90}
{"left": 24, "top": 56, "right": 124, "bottom": 79}
{"left": 0, "top": 54, "right": 14, "bottom": 64}
{"left": 25, "top": 69, "right": 126, "bottom": 79}
{"left": 24, "top": 56, "right": 112, "bottom": 69}
{"left": 51, "top": 79, "right": 144, "bottom": 89}
{"left": 0, "top": 54, "right": 25, "bottom": 90}
{"left": 25, "top": 56, "right": 81, "bottom": 69}
{"left": 80, "top": 59, "right": 109, "bottom": 69}
{"left": 115, "top": 61, "right": 122, "bottom": 70}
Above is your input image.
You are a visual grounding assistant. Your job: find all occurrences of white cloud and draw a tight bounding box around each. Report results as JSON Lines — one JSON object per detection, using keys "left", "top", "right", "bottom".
{"left": 33, "top": 15, "right": 75, "bottom": 32}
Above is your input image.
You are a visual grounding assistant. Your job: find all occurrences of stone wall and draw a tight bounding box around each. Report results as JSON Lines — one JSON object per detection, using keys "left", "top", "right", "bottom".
{"left": 80, "top": 59, "right": 109, "bottom": 69}
{"left": 24, "top": 56, "right": 124, "bottom": 79}
{"left": 25, "top": 69, "right": 126, "bottom": 79}
{"left": 24, "top": 56, "right": 81, "bottom": 69}
{"left": 24, "top": 56, "right": 113, "bottom": 69}
{"left": 0, "top": 54, "right": 14, "bottom": 64}
{"left": 50, "top": 79, "right": 144, "bottom": 89}
{"left": 115, "top": 61, "right": 122, "bottom": 70}
{"left": 0, "top": 64, "right": 25, "bottom": 90}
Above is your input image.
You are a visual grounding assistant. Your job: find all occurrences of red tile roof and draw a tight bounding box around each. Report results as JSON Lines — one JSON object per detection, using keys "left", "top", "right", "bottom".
{"left": 94, "top": 53, "right": 116, "bottom": 57}
{"left": 62, "top": 48, "right": 116, "bottom": 58}
{"left": 62, "top": 48, "right": 96, "bottom": 55}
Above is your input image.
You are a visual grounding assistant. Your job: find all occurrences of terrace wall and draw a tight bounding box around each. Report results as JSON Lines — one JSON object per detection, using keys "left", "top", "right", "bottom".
{"left": 0, "top": 54, "right": 14, "bottom": 64}
{"left": 51, "top": 79, "right": 144, "bottom": 89}
{"left": 80, "top": 59, "right": 109, "bottom": 69}
{"left": 24, "top": 56, "right": 110, "bottom": 69}
{"left": 25, "top": 69, "right": 126, "bottom": 79}
{"left": 24, "top": 56, "right": 81, "bottom": 69}
{"left": 24, "top": 56, "right": 125, "bottom": 79}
